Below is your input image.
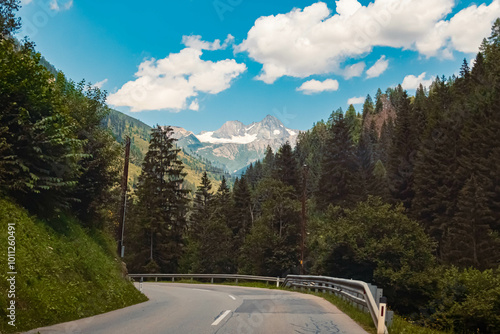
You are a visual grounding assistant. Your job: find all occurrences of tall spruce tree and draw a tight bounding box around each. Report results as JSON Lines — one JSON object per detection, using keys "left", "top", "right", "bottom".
{"left": 275, "top": 142, "right": 298, "bottom": 191}
{"left": 447, "top": 175, "right": 500, "bottom": 269}
{"left": 190, "top": 172, "right": 212, "bottom": 238}
{"left": 345, "top": 104, "right": 361, "bottom": 143}
{"left": 316, "top": 113, "right": 360, "bottom": 209}
{"left": 133, "top": 125, "right": 189, "bottom": 273}
{"left": 232, "top": 175, "right": 253, "bottom": 243}
{"left": 362, "top": 94, "right": 375, "bottom": 120}
{"left": 387, "top": 87, "right": 417, "bottom": 209}
{"left": 375, "top": 88, "right": 384, "bottom": 114}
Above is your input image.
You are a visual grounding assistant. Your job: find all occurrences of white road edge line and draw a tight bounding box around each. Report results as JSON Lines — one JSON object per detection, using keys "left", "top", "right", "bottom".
{"left": 228, "top": 294, "right": 236, "bottom": 300}
{"left": 211, "top": 310, "right": 231, "bottom": 326}
{"left": 192, "top": 288, "right": 211, "bottom": 292}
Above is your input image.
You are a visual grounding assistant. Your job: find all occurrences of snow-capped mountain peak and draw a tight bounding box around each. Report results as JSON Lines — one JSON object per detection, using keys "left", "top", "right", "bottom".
{"left": 195, "top": 115, "right": 297, "bottom": 145}
{"left": 170, "top": 115, "right": 300, "bottom": 174}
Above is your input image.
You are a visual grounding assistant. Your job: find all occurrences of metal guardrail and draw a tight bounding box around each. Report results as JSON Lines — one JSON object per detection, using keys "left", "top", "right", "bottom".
{"left": 130, "top": 273, "right": 390, "bottom": 333}
{"left": 129, "top": 273, "right": 284, "bottom": 286}
{"left": 284, "top": 275, "right": 390, "bottom": 334}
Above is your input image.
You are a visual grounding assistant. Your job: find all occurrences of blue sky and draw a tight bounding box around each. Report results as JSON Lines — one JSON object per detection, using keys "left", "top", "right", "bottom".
{"left": 17, "top": 0, "right": 500, "bottom": 133}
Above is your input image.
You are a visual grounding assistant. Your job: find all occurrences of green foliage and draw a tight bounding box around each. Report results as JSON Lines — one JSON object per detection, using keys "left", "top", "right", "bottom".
{"left": 127, "top": 126, "right": 190, "bottom": 273}
{"left": 0, "top": 197, "right": 147, "bottom": 333}
{"left": 422, "top": 267, "right": 500, "bottom": 333}
{"left": 0, "top": 39, "right": 85, "bottom": 215}
{"left": 239, "top": 178, "right": 300, "bottom": 276}
{"left": 316, "top": 113, "right": 360, "bottom": 209}
{"left": 0, "top": 0, "right": 20, "bottom": 37}
{"left": 309, "top": 197, "right": 437, "bottom": 314}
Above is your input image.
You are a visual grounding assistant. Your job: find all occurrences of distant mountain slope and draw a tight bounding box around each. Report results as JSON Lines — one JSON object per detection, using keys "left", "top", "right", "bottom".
{"left": 103, "top": 109, "right": 230, "bottom": 192}
{"left": 173, "top": 115, "right": 300, "bottom": 174}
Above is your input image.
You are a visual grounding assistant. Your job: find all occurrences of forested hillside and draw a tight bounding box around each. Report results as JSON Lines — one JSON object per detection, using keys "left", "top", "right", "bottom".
{"left": 0, "top": 3, "right": 146, "bottom": 332}
{"left": 103, "top": 108, "right": 232, "bottom": 192}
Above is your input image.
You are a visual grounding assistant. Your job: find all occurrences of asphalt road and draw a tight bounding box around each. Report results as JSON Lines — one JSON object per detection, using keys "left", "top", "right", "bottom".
{"left": 25, "top": 283, "right": 369, "bottom": 334}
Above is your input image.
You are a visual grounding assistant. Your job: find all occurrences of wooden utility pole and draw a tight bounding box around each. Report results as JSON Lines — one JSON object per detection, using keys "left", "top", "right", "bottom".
{"left": 301, "top": 164, "right": 308, "bottom": 275}
{"left": 117, "top": 136, "right": 131, "bottom": 258}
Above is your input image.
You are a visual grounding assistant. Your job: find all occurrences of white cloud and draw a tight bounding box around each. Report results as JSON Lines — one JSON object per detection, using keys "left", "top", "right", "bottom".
{"left": 335, "top": 0, "right": 362, "bottom": 17}
{"left": 347, "top": 96, "right": 365, "bottom": 105}
{"left": 20, "top": 0, "right": 33, "bottom": 5}
{"left": 189, "top": 100, "right": 200, "bottom": 111}
{"left": 366, "top": 55, "right": 389, "bottom": 78}
{"left": 182, "top": 34, "right": 234, "bottom": 51}
{"left": 93, "top": 79, "right": 108, "bottom": 89}
{"left": 402, "top": 72, "right": 434, "bottom": 90}
{"left": 108, "top": 36, "right": 247, "bottom": 112}
{"left": 343, "top": 62, "right": 365, "bottom": 79}
{"left": 297, "top": 79, "right": 339, "bottom": 95}
{"left": 50, "top": 0, "right": 73, "bottom": 11}
{"left": 237, "top": 0, "right": 500, "bottom": 83}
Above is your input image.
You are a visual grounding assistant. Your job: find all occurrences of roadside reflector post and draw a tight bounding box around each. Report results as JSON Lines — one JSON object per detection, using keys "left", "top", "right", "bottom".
{"left": 377, "top": 297, "right": 387, "bottom": 334}
{"left": 276, "top": 277, "right": 280, "bottom": 287}
{"left": 140, "top": 277, "right": 143, "bottom": 293}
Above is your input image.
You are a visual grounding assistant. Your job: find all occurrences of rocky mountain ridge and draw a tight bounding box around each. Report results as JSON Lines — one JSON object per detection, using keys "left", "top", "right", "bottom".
{"left": 172, "top": 115, "right": 300, "bottom": 174}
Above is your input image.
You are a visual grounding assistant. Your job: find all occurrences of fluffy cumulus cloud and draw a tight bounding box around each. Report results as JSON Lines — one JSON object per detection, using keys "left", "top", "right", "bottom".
{"left": 366, "top": 55, "right": 389, "bottom": 78}
{"left": 347, "top": 96, "right": 366, "bottom": 105}
{"left": 297, "top": 79, "right": 339, "bottom": 94}
{"left": 108, "top": 35, "right": 247, "bottom": 112}
{"left": 402, "top": 72, "right": 434, "bottom": 90}
{"left": 237, "top": 0, "right": 500, "bottom": 83}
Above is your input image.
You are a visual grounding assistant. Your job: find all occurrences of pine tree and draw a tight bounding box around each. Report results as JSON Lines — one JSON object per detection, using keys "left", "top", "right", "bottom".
{"left": 372, "top": 160, "right": 390, "bottom": 201}
{"left": 197, "top": 177, "right": 233, "bottom": 273}
{"left": 190, "top": 172, "right": 212, "bottom": 238}
{"left": 345, "top": 104, "right": 361, "bottom": 143}
{"left": 375, "top": 88, "right": 384, "bottom": 114}
{"left": 447, "top": 175, "right": 500, "bottom": 269}
{"left": 387, "top": 89, "right": 417, "bottom": 209}
{"left": 232, "top": 175, "right": 253, "bottom": 242}
{"left": 357, "top": 130, "right": 374, "bottom": 201}
{"left": 133, "top": 126, "right": 189, "bottom": 273}
{"left": 262, "top": 145, "right": 275, "bottom": 178}
{"left": 275, "top": 142, "right": 298, "bottom": 191}
{"left": 316, "top": 113, "right": 360, "bottom": 209}
{"left": 362, "top": 94, "right": 374, "bottom": 120}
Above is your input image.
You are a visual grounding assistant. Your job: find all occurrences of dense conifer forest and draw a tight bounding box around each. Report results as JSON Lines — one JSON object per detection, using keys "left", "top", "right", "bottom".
{"left": 2, "top": 0, "right": 500, "bottom": 331}
{"left": 124, "top": 20, "right": 500, "bottom": 332}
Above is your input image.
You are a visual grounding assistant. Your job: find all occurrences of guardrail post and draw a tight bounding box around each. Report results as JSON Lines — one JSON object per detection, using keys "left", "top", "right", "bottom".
{"left": 276, "top": 277, "right": 280, "bottom": 287}
{"left": 235, "top": 278, "right": 238, "bottom": 285}
{"left": 211, "top": 277, "right": 214, "bottom": 284}
{"left": 386, "top": 310, "right": 394, "bottom": 327}
{"left": 376, "top": 288, "right": 383, "bottom": 308}
{"left": 155, "top": 277, "right": 158, "bottom": 282}
{"left": 377, "top": 297, "right": 387, "bottom": 334}
{"left": 172, "top": 277, "right": 174, "bottom": 282}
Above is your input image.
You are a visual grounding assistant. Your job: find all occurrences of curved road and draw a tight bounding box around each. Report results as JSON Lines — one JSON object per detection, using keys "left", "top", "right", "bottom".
{"left": 26, "top": 283, "right": 369, "bottom": 334}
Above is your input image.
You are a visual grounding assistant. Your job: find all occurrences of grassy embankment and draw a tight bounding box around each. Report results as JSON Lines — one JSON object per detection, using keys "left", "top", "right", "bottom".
{"left": 153, "top": 279, "right": 449, "bottom": 334}
{"left": 0, "top": 198, "right": 147, "bottom": 333}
